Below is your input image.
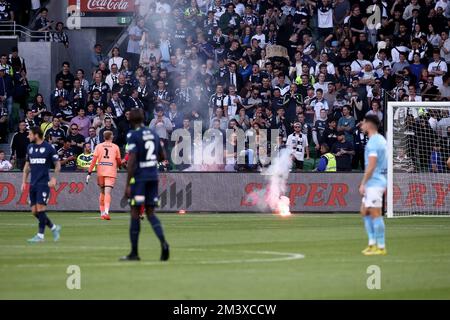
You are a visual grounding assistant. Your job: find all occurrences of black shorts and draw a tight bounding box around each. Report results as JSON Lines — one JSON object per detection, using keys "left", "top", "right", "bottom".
{"left": 30, "top": 184, "right": 50, "bottom": 206}
{"left": 293, "top": 159, "right": 304, "bottom": 170}
{"left": 318, "top": 27, "right": 333, "bottom": 39}
{"left": 130, "top": 180, "right": 159, "bottom": 207}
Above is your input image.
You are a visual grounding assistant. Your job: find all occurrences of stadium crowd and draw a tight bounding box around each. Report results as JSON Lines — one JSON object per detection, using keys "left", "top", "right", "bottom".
{"left": 1, "top": 0, "right": 450, "bottom": 172}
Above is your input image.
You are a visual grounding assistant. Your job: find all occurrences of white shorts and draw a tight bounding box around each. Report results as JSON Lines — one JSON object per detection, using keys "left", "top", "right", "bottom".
{"left": 362, "top": 187, "right": 385, "bottom": 208}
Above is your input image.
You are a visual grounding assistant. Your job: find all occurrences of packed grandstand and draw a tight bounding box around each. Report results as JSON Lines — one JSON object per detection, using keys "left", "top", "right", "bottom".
{"left": 0, "top": 0, "right": 449, "bottom": 173}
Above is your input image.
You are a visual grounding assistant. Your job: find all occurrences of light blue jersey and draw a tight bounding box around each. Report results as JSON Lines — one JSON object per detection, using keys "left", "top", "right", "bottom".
{"left": 364, "top": 134, "right": 388, "bottom": 188}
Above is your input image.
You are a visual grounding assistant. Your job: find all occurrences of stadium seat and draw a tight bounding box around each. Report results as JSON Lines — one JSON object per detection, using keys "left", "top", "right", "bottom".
{"left": 11, "top": 103, "right": 20, "bottom": 126}
{"left": 304, "top": 158, "right": 317, "bottom": 171}
{"left": 27, "top": 81, "right": 39, "bottom": 103}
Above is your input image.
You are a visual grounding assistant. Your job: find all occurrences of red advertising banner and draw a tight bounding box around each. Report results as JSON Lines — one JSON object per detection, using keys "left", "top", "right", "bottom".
{"left": 3, "top": 172, "right": 447, "bottom": 213}
{"left": 68, "top": 0, "right": 136, "bottom": 13}
{"left": 0, "top": 172, "right": 366, "bottom": 213}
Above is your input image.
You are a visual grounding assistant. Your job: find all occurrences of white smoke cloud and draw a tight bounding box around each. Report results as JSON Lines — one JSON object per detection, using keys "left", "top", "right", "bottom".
{"left": 261, "top": 148, "right": 292, "bottom": 214}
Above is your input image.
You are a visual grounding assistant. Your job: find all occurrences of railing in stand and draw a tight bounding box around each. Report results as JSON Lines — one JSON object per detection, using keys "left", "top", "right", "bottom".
{"left": 0, "top": 21, "right": 52, "bottom": 41}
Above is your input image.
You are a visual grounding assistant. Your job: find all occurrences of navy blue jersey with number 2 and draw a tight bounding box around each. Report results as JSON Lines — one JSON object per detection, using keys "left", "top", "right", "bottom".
{"left": 126, "top": 127, "right": 160, "bottom": 182}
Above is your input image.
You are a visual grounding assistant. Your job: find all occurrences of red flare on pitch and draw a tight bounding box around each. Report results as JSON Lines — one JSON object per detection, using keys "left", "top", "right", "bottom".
{"left": 277, "top": 196, "right": 291, "bottom": 217}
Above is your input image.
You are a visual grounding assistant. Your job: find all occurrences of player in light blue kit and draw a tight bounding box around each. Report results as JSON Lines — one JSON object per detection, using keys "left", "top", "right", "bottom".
{"left": 359, "top": 115, "right": 388, "bottom": 256}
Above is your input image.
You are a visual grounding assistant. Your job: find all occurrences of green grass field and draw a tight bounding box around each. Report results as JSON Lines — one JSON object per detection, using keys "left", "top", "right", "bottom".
{"left": 1, "top": 212, "right": 450, "bottom": 299}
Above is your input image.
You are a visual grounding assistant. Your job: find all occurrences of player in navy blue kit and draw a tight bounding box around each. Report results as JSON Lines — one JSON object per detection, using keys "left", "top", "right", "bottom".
{"left": 121, "top": 109, "right": 169, "bottom": 261}
{"left": 22, "top": 127, "right": 62, "bottom": 243}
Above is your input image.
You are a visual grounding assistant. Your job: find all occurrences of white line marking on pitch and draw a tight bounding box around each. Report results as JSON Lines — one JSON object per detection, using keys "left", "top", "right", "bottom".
{"left": 1, "top": 247, "right": 305, "bottom": 268}
{"left": 187, "top": 248, "right": 305, "bottom": 264}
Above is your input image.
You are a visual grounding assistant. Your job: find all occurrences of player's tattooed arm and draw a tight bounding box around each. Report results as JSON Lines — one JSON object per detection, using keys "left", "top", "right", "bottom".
{"left": 21, "top": 162, "right": 30, "bottom": 191}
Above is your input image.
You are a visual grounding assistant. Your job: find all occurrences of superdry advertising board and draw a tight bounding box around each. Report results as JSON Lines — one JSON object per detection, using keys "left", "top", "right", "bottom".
{"left": 2, "top": 172, "right": 448, "bottom": 213}
{"left": 2, "top": 172, "right": 362, "bottom": 213}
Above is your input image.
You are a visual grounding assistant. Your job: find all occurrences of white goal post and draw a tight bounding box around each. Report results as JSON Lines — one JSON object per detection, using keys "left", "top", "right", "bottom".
{"left": 386, "top": 102, "right": 450, "bottom": 218}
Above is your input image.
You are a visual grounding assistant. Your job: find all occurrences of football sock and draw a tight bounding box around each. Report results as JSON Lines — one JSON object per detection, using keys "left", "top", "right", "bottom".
{"left": 130, "top": 217, "right": 140, "bottom": 256}
{"left": 99, "top": 193, "right": 105, "bottom": 214}
{"left": 45, "top": 216, "right": 54, "bottom": 229}
{"left": 363, "top": 215, "right": 376, "bottom": 246}
{"left": 104, "top": 194, "right": 111, "bottom": 215}
{"left": 36, "top": 211, "right": 48, "bottom": 235}
{"left": 148, "top": 214, "right": 166, "bottom": 244}
{"left": 373, "top": 217, "right": 386, "bottom": 249}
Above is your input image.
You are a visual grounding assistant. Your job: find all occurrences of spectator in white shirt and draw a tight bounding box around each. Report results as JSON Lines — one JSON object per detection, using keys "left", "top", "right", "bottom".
{"left": 0, "top": 150, "right": 12, "bottom": 171}
{"left": 311, "top": 89, "right": 329, "bottom": 119}
{"left": 350, "top": 50, "right": 371, "bottom": 76}
{"left": 149, "top": 106, "right": 173, "bottom": 141}
{"left": 210, "top": 106, "right": 229, "bottom": 131}
{"left": 287, "top": 121, "right": 310, "bottom": 170}
{"left": 437, "top": 110, "right": 450, "bottom": 138}
{"left": 314, "top": 53, "right": 336, "bottom": 76}
{"left": 105, "top": 64, "right": 120, "bottom": 89}
{"left": 407, "top": 85, "right": 422, "bottom": 101}
{"left": 428, "top": 50, "right": 448, "bottom": 86}
{"left": 251, "top": 25, "right": 266, "bottom": 48}
{"left": 108, "top": 47, "right": 124, "bottom": 70}
{"left": 225, "top": 85, "right": 243, "bottom": 119}
{"left": 127, "top": 18, "right": 145, "bottom": 67}
{"left": 372, "top": 49, "right": 391, "bottom": 77}
{"left": 209, "top": 0, "right": 225, "bottom": 24}
{"left": 435, "top": 0, "right": 448, "bottom": 11}
{"left": 313, "top": 73, "right": 329, "bottom": 93}
{"left": 391, "top": 45, "right": 410, "bottom": 63}
{"left": 439, "top": 31, "right": 450, "bottom": 63}
{"left": 315, "top": 0, "right": 334, "bottom": 44}
{"left": 428, "top": 109, "right": 439, "bottom": 132}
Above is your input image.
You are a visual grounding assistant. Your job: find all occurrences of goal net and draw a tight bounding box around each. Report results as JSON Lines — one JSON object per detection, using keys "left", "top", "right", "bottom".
{"left": 387, "top": 102, "right": 450, "bottom": 217}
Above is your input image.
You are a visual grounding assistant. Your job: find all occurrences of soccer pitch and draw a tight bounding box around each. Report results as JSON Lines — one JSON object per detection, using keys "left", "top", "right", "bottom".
{"left": 1, "top": 212, "right": 450, "bottom": 299}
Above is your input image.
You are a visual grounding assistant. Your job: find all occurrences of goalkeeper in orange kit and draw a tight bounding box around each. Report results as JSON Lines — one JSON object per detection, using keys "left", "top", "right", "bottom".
{"left": 86, "top": 131, "right": 122, "bottom": 220}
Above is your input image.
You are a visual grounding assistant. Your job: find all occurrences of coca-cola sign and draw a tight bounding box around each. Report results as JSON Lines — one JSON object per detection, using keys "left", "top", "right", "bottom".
{"left": 68, "top": 0, "right": 135, "bottom": 13}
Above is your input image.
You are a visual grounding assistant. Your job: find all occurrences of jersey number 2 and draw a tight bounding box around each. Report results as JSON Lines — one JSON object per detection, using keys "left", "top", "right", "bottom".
{"left": 145, "top": 140, "right": 156, "bottom": 161}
